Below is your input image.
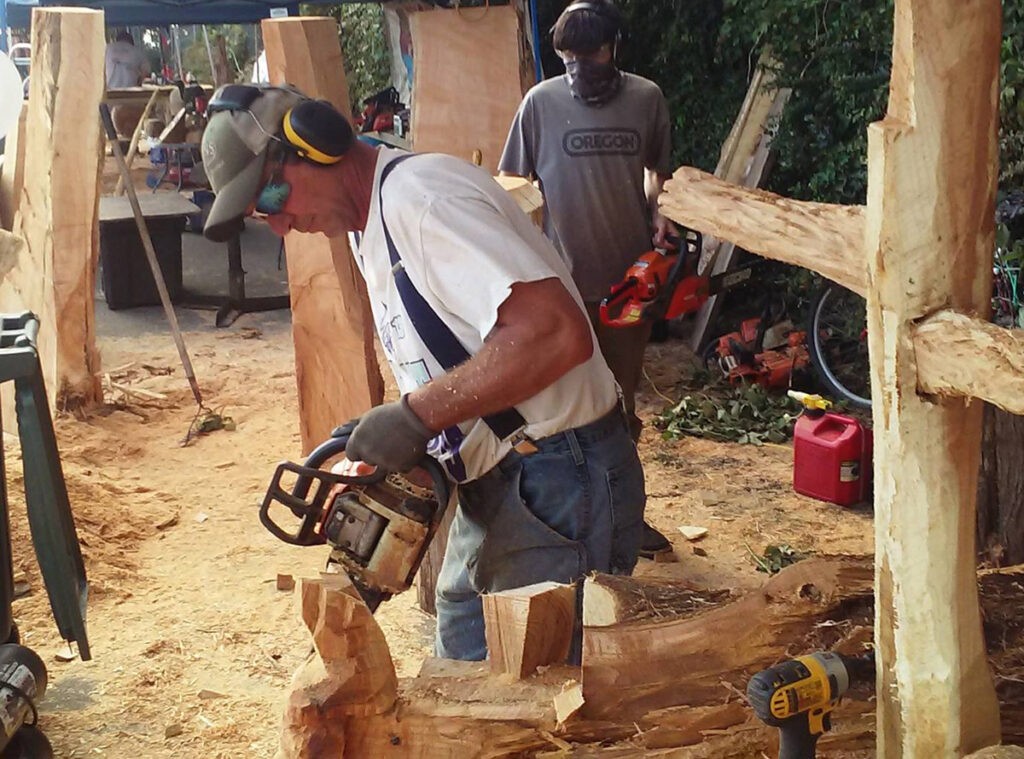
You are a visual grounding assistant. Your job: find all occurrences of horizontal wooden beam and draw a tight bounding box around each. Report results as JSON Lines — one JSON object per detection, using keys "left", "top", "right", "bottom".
{"left": 913, "top": 310, "right": 1024, "bottom": 415}
{"left": 659, "top": 166, "right": 867, "bottom": 296}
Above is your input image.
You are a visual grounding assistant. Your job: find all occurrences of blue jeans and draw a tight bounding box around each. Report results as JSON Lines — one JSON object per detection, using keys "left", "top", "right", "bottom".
{"left": 434, "top": 405, "right": 645, "bottom": 661}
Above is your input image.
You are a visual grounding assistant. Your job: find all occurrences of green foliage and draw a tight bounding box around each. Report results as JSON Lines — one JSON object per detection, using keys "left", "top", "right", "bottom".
{"left": 309, "top": 3, "right": 391, "bottom": 116}
{"left": 177, "top": 25, "right": 256, "bottom": 84}
{"left": 749, "top": 543, "right": 807, "bottom": 574}
{"left": 656, "top": 383, "right": 796, "bottom": 445}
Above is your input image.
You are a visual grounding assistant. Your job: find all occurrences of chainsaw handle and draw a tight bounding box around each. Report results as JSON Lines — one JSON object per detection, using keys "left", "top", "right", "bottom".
{"left": 599, "top": 277, "right": 640, "bottom": 327}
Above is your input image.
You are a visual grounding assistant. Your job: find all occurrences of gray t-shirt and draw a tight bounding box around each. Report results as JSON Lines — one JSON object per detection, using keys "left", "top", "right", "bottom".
{"left": 499, "top": 72, "right": 672, "bottom": 301}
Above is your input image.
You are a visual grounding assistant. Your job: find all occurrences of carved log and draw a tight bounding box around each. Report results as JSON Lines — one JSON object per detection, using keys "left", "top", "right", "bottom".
{"left": 659, "top": 167, "right": 867, "bottom": 297}
{"left": 865, "top": 1, "right": 1003, "bottom": 754}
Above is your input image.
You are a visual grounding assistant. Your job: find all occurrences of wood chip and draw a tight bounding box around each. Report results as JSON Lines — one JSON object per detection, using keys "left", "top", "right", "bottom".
{"left": 693, "top": 546, "right": 709, "bottom": 557}
{"left": 197, "top": 689, "right": 226, "bottom": 700}
{"left": 553, "top": 681, "right": 585, "bottom": 725}
{"left": 653, "top": 550, "right": 678, "bottom": 563}
{"left": 54, "top": 649, "right": 77, "bottom": 663}
{"left": 155, "top": 513, "right": 179, "bottom": 531}
{"left": 164, "top": 723, "right": 183, "bottom": 739}
{"left": 679, "top": 525, "right": 709, "bottom": 541}
{"left": 276, "top": 574, "right": 295, "bottom": 592}
{"left": 12, "top": 571, "right": 29, "bottom": 598}
{"left": 194, "top": 513, "right": 209, "bottom": 524}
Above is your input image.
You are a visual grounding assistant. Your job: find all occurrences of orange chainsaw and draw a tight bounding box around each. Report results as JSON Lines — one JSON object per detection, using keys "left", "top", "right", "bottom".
{"left": 599, "top": 230, "right": 758, "bottom": 327}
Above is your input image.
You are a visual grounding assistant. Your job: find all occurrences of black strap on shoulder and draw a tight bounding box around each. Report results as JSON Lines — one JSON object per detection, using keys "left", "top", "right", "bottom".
{"left": 378, "top": 155, "right": 528, "bottom": 442}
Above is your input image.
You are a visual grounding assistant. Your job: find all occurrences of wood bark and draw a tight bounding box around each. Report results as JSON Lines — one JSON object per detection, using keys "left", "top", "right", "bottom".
{"left": 483, "top": 581, "right": 576, "bottom": 679}
{"left": 977, "top": 405, "right": 1024, "bottom": 565}
{"left": 864, "top": 1, "right": 1003, "bottom": 754}
{"left": 261, "top": 17, "right": 384, "bottom": 454}
{"left": 1, "top": 8, "right": 105, "bottom": 413}
{"left": 913, "top": 312, "right": 1024, "bottom": 415}
{"left": 659, "top": 167, "right": 867, "bottom": 298}
{"left": 409, "top": 6, "right": 527, "bottom": 172}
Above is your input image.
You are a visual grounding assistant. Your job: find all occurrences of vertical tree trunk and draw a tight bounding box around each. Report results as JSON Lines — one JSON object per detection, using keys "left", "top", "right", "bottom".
{"left": 977, "top": 404, "right": 1024, "bottom": 564}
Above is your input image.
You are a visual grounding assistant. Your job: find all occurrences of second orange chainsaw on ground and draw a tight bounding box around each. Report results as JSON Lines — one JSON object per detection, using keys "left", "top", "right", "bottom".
{"left": 599, "top": 230, "right": 758, "bottom": 327}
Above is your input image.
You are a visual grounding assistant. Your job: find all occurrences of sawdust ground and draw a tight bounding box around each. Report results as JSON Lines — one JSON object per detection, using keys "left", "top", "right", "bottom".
{"left": 8, "top": 312, "right": 872, "bottom": 758}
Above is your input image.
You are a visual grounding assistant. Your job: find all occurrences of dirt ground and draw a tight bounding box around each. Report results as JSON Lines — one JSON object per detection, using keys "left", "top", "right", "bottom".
{"left": 7, "top": 307, "right": 873, "bottom": 757}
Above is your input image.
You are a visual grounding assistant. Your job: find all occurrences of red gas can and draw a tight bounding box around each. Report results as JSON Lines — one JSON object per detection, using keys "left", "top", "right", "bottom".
{"left": 790, "top": 393, "right": 873, "bottom": 506}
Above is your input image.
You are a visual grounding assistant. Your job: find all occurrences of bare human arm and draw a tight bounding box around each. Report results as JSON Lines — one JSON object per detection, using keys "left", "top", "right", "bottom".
{"left": 406, "top": 277, "right": 594, "bottom": 432}
{"left": 646, "top": 169, "right": 678, "bottom": 248}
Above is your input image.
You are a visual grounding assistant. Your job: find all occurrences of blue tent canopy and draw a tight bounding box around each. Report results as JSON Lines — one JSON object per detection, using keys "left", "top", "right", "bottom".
{"left": 3, "top": 0, "right": 318, "bottom": 28}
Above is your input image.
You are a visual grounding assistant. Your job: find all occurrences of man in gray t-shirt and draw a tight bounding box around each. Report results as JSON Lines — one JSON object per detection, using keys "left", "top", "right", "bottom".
{"left": 499, "top": 0, "right": 674, "bottom": 556}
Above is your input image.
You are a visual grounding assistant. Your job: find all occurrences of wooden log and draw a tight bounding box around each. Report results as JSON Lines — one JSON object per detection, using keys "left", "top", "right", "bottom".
{"left": 581, "top": 555, "right": 874, "bottom": 720}
{"left": 912, "top": 311, "right": 1024, "bottom": 415}
{"left": 965, "top": 748, "right": 1024, "bottom": 759}
{"left": 483, "top": 581, "right": 576, "bottom": 679}
{"left": 659, "top": 167, "right": 867, "bottom": 298}
{"left": 583, "top": 573, "right": 730, "bottom": 627}
{"left": 279, "top": 573, "right": 398, "bottom": 758}
{"left": 864, "top": 1, "right": 1003, "bottom": 754}
{"left": 262, "top": 16, "right": 384, "bottom": 453}
{"left": 2, "top": 8, "right": 105, "bottom": 412}
{"left": 409, "top": 6, "right": 528, "bottom": 173}
{"left": 0, "top": 103, "right": 26, "bottom": 231}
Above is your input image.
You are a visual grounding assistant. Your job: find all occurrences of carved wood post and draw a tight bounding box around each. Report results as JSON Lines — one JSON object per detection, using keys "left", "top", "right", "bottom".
{"left": 865, "top": 1, "right": 1002, "bottom": 754}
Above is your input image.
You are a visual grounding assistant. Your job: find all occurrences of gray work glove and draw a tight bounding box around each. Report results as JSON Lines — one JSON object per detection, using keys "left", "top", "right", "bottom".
{"left": 346, "top": 396, "right": 435, "bottom": 473}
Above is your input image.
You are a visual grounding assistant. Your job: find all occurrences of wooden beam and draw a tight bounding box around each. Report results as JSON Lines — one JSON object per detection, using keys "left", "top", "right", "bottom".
{"left": 262, "top": 17, "right": 384, "bottom": 453}
{"left": 1, "top": 8, "right": 105, "bottom": 411}
{"left": 409, "top": 6, "right": 527, "bottom": 172}
{"left": 659, "top": 167, "right": 867, "bottom": 297}
{"left": 581, "top": 556, "right": 874, "bottom": 720}
{"left": 483, "top": 581, "right": 576, "bottom": 679}
{"left": 0, "top": 103, "right": 26, "bottom": 231}
{"left": 913, "top": 311, "right": 1024, "bottom": 414}
{"left": 865, "top": 1, "right": 1003, "bottom": 754}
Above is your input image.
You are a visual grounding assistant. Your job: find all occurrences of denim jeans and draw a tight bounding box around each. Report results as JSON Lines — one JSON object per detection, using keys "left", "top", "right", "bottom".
{"left": 434, "top": 405, "right": 646, "bottom": 661}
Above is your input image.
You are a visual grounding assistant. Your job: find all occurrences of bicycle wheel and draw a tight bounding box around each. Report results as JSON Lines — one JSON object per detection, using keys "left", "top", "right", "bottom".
{"left": 807, "top": 283, "right": 871, "bottom": 409}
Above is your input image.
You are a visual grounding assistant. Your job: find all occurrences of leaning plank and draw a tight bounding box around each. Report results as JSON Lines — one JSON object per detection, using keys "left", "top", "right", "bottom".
{"left": 864, "top": 2, "right": 1003, "bottom": 754}
{"left": 2, "top": 8, "right": 105, "bottom": 412}
{"left": 688, "top": 57, "right": 792, "bottom": 352}
{"left": 581, "top": 555, "right": 874, "bottom": 720}
{"left": 659, "top": 167, "right": 867, "bottom": 297}
{"left": 483, "top": 581, "right": 576, "bottom": 679}
{"left": 409, "top": 6, "right": 527, "bottom": 172}
{"left": 913, "top": 311, "right": 1024, "bottom": 414}
{"left": 262, "top": 17, "right": 384, "bottom": 453}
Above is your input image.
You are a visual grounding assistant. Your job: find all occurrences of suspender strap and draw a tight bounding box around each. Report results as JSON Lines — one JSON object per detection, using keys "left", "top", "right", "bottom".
{"left": 378, "top": 155, "right": 529, "bottom": 443}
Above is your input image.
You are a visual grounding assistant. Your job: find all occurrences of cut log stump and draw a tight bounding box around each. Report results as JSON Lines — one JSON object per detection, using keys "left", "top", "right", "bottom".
{"left": 483, "top": 581, "right": 576, "bottom": 679}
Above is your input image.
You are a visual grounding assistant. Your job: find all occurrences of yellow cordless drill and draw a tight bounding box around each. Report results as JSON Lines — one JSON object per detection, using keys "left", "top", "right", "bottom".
{"left": 746, "top": 650, "right": 875, "bottom": 759}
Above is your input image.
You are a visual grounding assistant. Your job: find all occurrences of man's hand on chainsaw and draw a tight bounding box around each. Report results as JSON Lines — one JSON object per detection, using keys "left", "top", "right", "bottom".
{"left": 345, "top": 396, "right": 436, "bottom": 473}
{"left": 652, "top": 211, "right": 679, "bottom": 249}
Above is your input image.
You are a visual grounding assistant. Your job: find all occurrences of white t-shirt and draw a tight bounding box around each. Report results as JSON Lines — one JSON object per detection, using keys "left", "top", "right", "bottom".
{"left": 354, "top": 148, "right": 619, "bottom": 482}
{"left": 105, "top": 41, "right": 150, "bottom": 89}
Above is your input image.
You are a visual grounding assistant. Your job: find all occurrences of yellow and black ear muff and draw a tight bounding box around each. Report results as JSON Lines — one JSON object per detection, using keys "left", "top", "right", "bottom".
{"left": 280, "top": 99, "right": 355, "bottom": 166}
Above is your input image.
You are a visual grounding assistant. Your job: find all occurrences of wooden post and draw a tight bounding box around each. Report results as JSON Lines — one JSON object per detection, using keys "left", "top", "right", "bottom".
{"left": 262, "top": 17, "right": 384, "bottom": 453}
{"left": 864, "top": 1, "right": 1002, "bottom": 754}
{"left": 1, "top": 8, "right": 105, "bottom": 411}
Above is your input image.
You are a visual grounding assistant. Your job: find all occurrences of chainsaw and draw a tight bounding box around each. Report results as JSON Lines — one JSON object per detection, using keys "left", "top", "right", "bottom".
{"left": 259, "top": 424, "right": 451, "bottom": 612}
{"left": 709, "top": 312, "right": 811, "bottom": 391}
{"left": 599, "top": 229, "right": 758, "bottom": 328}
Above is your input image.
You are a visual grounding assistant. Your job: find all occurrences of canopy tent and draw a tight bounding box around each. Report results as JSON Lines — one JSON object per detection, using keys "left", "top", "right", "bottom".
{"left": 1, "top": 0, "right": 321, "bottom": 29}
